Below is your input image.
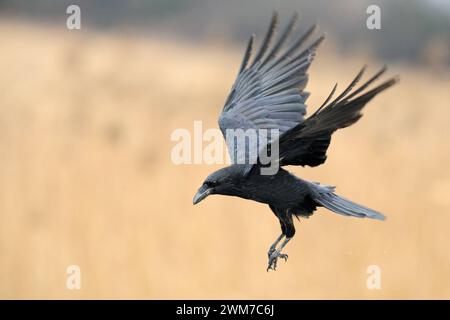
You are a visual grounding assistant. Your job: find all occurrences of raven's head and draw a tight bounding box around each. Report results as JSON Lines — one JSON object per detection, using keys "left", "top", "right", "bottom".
{"left": 193, "top": 166, "right": 245, "bottom": 205}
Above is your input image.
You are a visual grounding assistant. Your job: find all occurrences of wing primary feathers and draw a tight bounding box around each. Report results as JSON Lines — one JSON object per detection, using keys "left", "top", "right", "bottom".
{"left": 312, "top": 66, "right": 391, "bottom": 117}
{"left": 349, "top": 76, "right": 399, "bottom": 104}
{"left": 345, "top": 65, "right": 388, "bottom": 101}
{"left": 260, "top": 12, "right": 299, "bottom": 67}
{"left": 274, "top": 70, "right": 398, "bottom": 168}
{"left": 264, "top": 33, "right": 324, "bottom": 75}
{"left": 325, "top": 65, "right": 367, "bottom": 108}
{"left": 275, "top": 23, "right": 318, "bottom": 64}
{"left": 251, "top": 11, "right": 279, "bottom": 67}
{"left": 290, "top": 34, "right": 325, "bottom": 62}
{"left": 312, "top": 75, "right": 399, "bottom": 132}
{"left": 312, "top": 83, "right": 338, "bottom": 117}
{"left": 238, "top": 35, "right": 255, "bottom": 74}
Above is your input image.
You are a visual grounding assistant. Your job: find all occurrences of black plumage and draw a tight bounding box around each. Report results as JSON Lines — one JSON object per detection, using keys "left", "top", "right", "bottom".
{"left": 193, "top": 12, "right": 398, "bottom": 271}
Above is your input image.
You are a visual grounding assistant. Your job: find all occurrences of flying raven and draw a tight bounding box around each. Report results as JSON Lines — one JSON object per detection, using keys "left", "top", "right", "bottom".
{"left": 193, "top": 12, "right": 398, "bottom": 271}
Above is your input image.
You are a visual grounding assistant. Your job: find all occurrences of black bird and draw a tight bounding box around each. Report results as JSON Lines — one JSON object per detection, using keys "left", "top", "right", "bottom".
{"left": 193, "top": 12, "right": 398, "bottom": 271}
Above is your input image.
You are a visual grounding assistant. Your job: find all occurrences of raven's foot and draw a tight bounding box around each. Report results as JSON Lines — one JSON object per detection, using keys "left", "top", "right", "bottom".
{"left": 267, "top": 250, "right": 288, "bottom": 271}
{"left": 267, "top": 244, "right": 276, "bottom": 258}
{"left": 267, "top": 234, "right": 285, "bottom": 259}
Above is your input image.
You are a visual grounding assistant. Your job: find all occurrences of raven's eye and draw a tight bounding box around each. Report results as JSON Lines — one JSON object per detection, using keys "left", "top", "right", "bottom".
{"left": 205, "top": 180, "right": 217, "bottom": 188}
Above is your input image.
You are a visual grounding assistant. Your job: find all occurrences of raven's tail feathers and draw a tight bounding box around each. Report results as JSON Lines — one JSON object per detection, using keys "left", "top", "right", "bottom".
{"left": 313, "top": 189, "right": 385, "bottom": 221}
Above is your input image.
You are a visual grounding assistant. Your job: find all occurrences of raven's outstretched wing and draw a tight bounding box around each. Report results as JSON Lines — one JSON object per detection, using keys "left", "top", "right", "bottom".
{"left": 276, "top": 66, "right": 398, "bottom": 167}
{"left": 218, "top": 11, "right": 324, "bottom": 163}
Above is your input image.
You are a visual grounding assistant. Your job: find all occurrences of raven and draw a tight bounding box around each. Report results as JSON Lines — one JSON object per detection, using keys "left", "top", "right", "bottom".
{"left": 193, "top": 12, "right": 398, "bottom": 271}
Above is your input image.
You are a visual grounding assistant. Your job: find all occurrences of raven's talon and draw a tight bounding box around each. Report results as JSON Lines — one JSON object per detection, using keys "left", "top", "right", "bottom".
{"left": 266, "top": 263, "right": 277, "bottom": 272}
{"left": 267, "top": 250, "right": 288, "bottom": 271}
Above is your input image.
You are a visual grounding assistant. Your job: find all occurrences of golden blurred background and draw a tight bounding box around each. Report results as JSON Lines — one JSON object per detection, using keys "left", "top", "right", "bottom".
{"left": 0, "top": 0, "right": 450, "bottom": 299}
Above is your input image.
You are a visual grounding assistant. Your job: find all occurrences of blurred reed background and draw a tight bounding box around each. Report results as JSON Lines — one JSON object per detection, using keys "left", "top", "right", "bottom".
{"left": 0, "top": 0, "right": 449, "bottom": 299}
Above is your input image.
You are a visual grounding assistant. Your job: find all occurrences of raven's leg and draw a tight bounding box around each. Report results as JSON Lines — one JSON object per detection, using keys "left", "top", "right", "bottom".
{"left": 267, "top": 234, "right": 285, "bottom": 258}
{"left": 267, "top": 215, "right": 295, "bottom": 271}
{"left": 267, "top": 214, "right": 288, "bottom": 257}
{"left": 277, "top": 237, "right": 291, "bottom": 252}
{"left": 266, "top": 207, "right": 296, "bottom": 271}
{"left": 267, "top": 238, "right": 291, "bottom": 271}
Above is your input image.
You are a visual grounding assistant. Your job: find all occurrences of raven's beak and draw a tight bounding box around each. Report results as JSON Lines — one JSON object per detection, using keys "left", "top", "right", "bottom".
{"left": 193, "top": 185, "right": 213, "bottom": 205}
